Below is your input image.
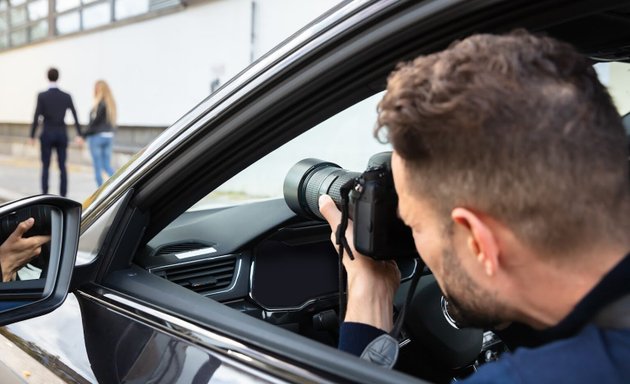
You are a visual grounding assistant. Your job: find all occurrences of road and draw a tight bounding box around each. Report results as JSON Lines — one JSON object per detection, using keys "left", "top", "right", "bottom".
{"left": 0, "top": 154, "right": 98, "bottom": 205}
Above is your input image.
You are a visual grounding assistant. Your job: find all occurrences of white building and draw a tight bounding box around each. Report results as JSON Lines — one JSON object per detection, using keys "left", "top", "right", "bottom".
{"left": 0, "top": 0, "right": 341, "bottom": 128}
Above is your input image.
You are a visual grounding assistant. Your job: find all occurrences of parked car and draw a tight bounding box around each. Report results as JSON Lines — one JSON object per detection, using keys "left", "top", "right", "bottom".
{"left": 1, "top": 0, "right": 629, "bottom": 382}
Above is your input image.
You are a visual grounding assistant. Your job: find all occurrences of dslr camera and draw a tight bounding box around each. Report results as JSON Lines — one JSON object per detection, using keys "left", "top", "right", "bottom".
{"left": 284, "top": 152, "right": 417, "bottom": 260}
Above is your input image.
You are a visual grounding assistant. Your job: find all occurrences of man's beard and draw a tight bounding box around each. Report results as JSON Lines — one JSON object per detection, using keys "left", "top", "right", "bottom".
{"left": 440, "top": 241, "right": 509, "bottom": 329}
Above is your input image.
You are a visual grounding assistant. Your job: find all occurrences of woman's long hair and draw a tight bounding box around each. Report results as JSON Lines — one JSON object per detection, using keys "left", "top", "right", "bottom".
{"left": 93, "top": 80, "right": 117, "bottom": 126}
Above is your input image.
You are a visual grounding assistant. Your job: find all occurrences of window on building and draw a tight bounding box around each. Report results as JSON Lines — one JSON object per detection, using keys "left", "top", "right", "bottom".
{"left": 0, "top": 0, "right": 184, "bottom": 51}
{"left": 0, "top": 10, "right": 8, "bottom": 49}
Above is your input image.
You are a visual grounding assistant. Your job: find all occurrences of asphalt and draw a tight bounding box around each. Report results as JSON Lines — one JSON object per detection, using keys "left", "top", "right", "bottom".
{"left": 0, "top": 154, "right": 100, "bottom": 205}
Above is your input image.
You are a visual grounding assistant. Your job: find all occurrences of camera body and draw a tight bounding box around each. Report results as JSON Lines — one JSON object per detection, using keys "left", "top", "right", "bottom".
{"left": 284, "top": 152, "right": 417, "bottom": 260}
{"left": 347, "top": 153, "right": 417, "bottom": 259}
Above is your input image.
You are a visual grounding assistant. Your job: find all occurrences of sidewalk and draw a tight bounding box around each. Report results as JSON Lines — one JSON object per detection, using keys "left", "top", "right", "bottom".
{"left": 0, "top": 154, "right": 100, "bottom": 204}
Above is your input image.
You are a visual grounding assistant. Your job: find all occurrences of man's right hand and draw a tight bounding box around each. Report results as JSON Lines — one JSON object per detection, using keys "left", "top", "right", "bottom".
{"left": 28, "top": 138, "right": 36, "bottom": 146}
{"left": 319, "top": 195, "right": 400, "bottom": 332}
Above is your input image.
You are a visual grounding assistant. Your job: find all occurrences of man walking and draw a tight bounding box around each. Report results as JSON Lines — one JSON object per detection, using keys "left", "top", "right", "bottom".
{"left": 30, "top": 68, "right": 83, "bottom": 197}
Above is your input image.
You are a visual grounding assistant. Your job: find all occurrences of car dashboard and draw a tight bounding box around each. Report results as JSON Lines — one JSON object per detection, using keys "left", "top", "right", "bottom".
{"left": 137, "top": 199, "right": 416, "bottom": 330}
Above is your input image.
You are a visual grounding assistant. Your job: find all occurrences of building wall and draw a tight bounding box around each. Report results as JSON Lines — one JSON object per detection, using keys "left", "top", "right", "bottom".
{"left": 609, "top": 62, "right": 630, "bottom": 116}
{"left": 0, "top": 0, "right": 340, "bottom": 127}
{"left": 594, "top": 62, "right": 630, "bottom": 116}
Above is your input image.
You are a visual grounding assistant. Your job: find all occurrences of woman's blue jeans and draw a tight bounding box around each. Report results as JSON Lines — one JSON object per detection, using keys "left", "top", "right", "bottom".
{"left": 88, "top": 134, "right": 115, "bottom": 187}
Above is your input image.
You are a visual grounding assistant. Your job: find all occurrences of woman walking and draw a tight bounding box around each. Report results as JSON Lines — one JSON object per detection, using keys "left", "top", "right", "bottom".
{"left": 85, "top": 80, "right": 116, "bottom": 187}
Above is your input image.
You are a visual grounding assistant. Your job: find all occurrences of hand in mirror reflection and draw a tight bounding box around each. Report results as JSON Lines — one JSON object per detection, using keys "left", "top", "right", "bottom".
{"left": 0, "top": 218, "right": 51, "bottom": 282}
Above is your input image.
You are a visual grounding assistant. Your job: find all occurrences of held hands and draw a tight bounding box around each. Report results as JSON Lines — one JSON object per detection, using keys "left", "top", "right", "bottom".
{"left": 0, "top": 218, "right": 51, "bottom": 282}
{"left": 74, "top": 136, "right": 85, "bottom": 147}
{"left": 319, "top": 195, "right": 400, "bottom": 332}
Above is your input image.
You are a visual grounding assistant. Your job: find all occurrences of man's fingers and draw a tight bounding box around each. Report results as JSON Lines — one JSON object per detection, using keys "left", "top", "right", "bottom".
{"left": 12, "top": 218, "right": 35, "bottom": 238}
{"left": 29, "top": 235, "right": 50, "bottom": 246}
{"left": 319, "top": 195, "right": 343, "bottom": 246}
{"left": 318, "top": 195, "right": 341, "bottom": 227}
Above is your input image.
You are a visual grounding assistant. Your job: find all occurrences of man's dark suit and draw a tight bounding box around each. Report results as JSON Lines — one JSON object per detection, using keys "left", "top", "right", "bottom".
{"left": 31, "top": 87, "right": 81, "bottom": 197}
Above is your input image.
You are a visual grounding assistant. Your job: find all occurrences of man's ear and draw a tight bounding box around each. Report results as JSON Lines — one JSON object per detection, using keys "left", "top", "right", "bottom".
{"left": 451, "top": 208, "right": 500, "bottom": 277}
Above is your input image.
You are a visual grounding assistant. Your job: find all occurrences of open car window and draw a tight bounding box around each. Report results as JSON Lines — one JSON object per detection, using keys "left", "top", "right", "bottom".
{"left": 189, "top": 91, "right": 390, "bottom": 211}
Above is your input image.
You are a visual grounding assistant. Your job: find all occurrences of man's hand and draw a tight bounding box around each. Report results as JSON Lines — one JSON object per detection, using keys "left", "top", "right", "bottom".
{"left": 319, "top": 195, "right": 400, "bottom": 332}
{"left": 74, "top": 136, "right": 85, "bottom": 147}
{"left": 28, "top": 138, "right": 36, "bottom": 146}
{"left": 0, "top": 218, "right": 50, "bottom": 282}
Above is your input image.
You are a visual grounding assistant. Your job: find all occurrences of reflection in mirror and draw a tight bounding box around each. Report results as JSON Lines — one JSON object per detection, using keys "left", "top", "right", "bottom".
{"left": 0, "top": 205, "right": 52, "bottom": 283}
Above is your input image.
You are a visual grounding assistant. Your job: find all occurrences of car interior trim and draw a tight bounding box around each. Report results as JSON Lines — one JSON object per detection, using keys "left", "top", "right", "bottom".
{"left": 174, "top": 246, "right": 218, "bottom": 259}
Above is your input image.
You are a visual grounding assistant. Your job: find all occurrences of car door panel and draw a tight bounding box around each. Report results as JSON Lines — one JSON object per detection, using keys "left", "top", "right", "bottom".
{"left": 0, "top": 293, "right": 97, "bottom": 383}
{"left": 77, "top": 292, "right": 286, "bottom": 384}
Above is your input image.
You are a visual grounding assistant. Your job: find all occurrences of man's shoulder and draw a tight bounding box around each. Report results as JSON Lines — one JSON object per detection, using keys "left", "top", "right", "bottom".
{"left": 39, "top": 88, "right": 68, "bottom": 98}
{"left": 462, "top": 325, "right": 630, "bottom": 384}
{"left": 56, "top": 89, "right": 72, "bottom": 99}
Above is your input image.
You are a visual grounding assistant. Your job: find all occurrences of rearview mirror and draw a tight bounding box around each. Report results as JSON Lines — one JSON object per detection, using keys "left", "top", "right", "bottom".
{"left": 0, "top": 196, "right": 81, "bottom": 325}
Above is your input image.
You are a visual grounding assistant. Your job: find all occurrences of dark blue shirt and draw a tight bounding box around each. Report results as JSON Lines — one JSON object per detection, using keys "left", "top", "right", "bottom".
{"left": 339, "top": 254, "right": 630, "bottom": 383}
{"left": 464, "top": 325, "right": 630, "bottom": 383}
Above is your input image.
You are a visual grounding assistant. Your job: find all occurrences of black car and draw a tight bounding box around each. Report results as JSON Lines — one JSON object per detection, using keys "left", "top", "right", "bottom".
{"left": 1, "top": 0, "right": 629, "bottom": 382}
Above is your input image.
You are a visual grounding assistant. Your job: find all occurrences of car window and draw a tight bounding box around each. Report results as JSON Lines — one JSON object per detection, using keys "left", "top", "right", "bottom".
{"left": 595, "top": 61, "right": 630, "bottom": 117}
{"left": 188, "top": 92, "right": 390, "bottom": 211}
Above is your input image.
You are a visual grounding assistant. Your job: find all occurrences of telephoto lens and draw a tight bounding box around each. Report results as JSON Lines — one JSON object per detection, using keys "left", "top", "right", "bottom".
{"left": 283, "top": 159, "right": 360, "bottom": 220}
{"left": 284, "top": 153, "right": 418, "bottom": 260}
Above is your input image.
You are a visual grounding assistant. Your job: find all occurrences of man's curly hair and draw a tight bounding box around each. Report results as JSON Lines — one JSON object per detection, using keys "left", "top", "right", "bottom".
{"left": 376, "top": 30, "right": 629, "bottom": 255}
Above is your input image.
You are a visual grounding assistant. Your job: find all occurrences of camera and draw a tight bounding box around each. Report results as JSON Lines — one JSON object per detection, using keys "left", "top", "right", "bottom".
{"left": 284, "top": 152, "right": 417, "bottom": 259}
{"left": 0, "top": 205, "right": 52, "bottom": 246}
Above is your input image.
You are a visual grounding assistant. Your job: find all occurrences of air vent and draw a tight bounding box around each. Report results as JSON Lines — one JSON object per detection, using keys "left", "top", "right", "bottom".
{"left": 154, "top": 256, "right": 237, "bottom": 295}
{"left": 155, "top": 242, "right": 208, "bottom": 257}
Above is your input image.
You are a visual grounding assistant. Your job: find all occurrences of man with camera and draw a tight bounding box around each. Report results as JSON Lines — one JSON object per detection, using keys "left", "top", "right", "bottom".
{"left": 319, "top": 30, "right": 630, "bottom": 382}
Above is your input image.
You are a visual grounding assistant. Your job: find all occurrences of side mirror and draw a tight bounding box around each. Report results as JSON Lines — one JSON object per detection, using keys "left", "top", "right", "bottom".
{"left": 0, "top": 195, "right": 81, "bottom": 326}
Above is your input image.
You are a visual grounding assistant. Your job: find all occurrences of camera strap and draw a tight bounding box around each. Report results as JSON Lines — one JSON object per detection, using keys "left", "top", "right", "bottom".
{"left": 391, "top": 264, "right": 422, "bottom": 338}
{"left": 336, "top": 181, "right": 355, "bottom": 262}
{"left": 335, "top": 179, "right": 356, "bottom": 321}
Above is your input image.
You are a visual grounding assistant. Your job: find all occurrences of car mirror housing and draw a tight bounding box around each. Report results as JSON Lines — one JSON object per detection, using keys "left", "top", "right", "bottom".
{"left": 0, "top": 196, "right": 81, "bottom": 326}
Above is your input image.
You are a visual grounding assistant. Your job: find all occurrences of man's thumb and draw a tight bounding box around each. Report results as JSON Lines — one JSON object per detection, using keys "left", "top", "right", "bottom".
{"left": 13, "top": 218, "right": 34, "bottom": 238}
